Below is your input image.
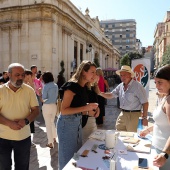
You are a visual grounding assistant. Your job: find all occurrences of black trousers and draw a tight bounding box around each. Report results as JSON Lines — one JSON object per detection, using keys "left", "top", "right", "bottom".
{"left": 96, "top": 95, "right": 105, "bottom": 125}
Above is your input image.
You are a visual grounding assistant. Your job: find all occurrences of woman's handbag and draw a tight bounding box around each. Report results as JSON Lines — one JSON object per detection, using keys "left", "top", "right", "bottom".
{"left": 56, "top": 94, "right": 62, "bottom": 117}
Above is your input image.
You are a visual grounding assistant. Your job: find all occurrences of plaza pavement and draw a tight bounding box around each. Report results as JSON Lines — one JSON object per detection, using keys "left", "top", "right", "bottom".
{"left": 26, "top": 79, "right": 157, "bottom": 170}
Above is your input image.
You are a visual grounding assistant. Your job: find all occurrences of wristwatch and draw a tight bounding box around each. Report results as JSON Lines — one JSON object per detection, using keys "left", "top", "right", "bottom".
{"left": 24, "top": 118, "right": 30, "bottom": 125}
{"left": 161, "top": 152, "right": 169, "bottom": 159}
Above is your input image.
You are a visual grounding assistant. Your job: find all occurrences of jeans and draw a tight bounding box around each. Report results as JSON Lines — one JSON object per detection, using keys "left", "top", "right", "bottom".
{"left": 0, "top": 136, "right": 31, "bottom": 170}
{"left": 57, "top": 113, "right": 82, "bottom": 170}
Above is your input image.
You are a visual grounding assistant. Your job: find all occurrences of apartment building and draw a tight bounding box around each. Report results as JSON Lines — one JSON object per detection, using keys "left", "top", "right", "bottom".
{"left": 100, "top": 19, "right": 137, "bottom": 56}
{"left": 153, "top": 11, "right": 170, "bottom": 68}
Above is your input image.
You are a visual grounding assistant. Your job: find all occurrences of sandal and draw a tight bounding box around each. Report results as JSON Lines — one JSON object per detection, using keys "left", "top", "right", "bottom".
{"left": 46, "top": 143, "right": 53, "bottom": 148}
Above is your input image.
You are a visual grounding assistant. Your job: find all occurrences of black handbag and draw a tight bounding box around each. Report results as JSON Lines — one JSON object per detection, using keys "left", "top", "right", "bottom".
{"left": 82, "top": 115, "right": 88, "bottom": 128}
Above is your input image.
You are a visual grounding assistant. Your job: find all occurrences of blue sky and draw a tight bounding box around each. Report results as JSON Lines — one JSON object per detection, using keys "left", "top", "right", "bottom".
{"left": 70, "top": 0, "right": 170, "bottom": 47}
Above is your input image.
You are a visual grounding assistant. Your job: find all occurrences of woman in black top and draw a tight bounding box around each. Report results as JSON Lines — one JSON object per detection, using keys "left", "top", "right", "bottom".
{"left": 82, "top": 80, "right": 100, "bottom": 143}
{"left": 57, "top": 60, "right": 98, "bottom": 170}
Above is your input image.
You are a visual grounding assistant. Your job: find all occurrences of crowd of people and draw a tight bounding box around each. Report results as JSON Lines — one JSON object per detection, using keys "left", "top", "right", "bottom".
{"left": 0, "top": 61, "right": 169, "bottom": 170}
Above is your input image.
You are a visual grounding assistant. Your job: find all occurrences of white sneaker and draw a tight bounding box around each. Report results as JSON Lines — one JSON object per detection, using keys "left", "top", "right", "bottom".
{"left": 34, "top": 121, "right": 39, "bottom": 128}
{"left": 35, "top": 120, "right": 40, "bottom": 124}
{"left": 31, "top": 142, "right": 36, "bottom": 148}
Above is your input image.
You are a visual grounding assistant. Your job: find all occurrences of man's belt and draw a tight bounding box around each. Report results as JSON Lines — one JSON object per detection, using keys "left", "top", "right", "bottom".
{"left": 121, "top": 109, "right": 141, "bottom": 112}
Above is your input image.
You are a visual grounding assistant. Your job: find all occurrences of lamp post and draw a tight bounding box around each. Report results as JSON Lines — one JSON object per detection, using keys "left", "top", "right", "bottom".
{"left": 86, "top": 44, "right": 92, "bottom": 53}
{"left": 105, "top": 54, "right": 109, "bottom": 68}
{"left": 86, "top": 44, "right": 93, "bottom": 61}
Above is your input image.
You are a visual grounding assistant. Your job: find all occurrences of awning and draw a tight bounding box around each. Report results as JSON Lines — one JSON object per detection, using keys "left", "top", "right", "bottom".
{"left": 103, "top": 67, "right": 118, "bottom": 71}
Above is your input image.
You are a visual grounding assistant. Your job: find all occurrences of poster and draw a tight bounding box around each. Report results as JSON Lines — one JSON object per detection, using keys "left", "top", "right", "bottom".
{"left": 131, "top": 58, "right": 150, "bottom": 98}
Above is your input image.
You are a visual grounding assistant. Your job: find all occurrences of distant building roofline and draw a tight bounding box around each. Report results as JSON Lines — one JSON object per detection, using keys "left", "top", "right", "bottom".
{"left": 100, "top": 19, "right": 136, "bottom": 23}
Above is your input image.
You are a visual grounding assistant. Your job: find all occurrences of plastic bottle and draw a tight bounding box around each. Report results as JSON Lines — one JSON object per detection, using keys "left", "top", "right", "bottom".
{"left": 137, "top": 117, "right": 143, "bottom": 136}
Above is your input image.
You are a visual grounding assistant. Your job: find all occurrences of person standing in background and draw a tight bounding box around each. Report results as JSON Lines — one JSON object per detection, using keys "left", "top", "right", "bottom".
{"left": 0, "top": 71, "right": 9, "bottom": 85}
{"left": 82, "top": 75, "right": 100, "bottom": 144}
{"left": 0, "top": 63, "right": 39, "bottom": 170}
{"left": 140, "top": 64, "right": 170, "bottom": 170}
{"left": 96, "top": 68, "right": 106, "bottom": 125}
{"left": 99, "top": 65, "right": 148, "bottom": 132}
{"left": 31, "top": 65, "right": 43, "bottom": 127}
{"left": 57, "top": 74, "right": 65, "bottom": 89}
{"left": 24, "top": 69, "right": 36, "bottom": 147}
{"left": 42, "top": 72, "right": 58, "bottom": 148}
{"left": 57, "top": 60, "right": 98, "bottom": 169}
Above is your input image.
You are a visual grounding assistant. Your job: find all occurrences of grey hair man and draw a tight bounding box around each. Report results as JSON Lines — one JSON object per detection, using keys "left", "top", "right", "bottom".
{"left": 0, "top": 63, "right": 39, "bottom": 170}
{"left": 100, "top": 65, "right": 148, "bottom": 132}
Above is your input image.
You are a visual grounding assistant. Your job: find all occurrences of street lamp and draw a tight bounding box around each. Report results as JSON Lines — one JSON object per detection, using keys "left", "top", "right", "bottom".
{"left": 105, "top": 54, "right": 109, "bottom": 68}
{"left": 86, "top": 44, "right": 92, "bottom": 53}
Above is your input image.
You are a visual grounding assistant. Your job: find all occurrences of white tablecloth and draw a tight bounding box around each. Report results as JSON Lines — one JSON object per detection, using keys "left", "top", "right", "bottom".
{"left": 63, "top": 130, "right": 159, "bottom": 170}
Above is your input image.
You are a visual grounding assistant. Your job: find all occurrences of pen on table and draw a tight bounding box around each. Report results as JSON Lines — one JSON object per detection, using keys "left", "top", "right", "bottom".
{"left": 111, "top": 152, "right": 115, "bottom": 159}
{"left": 133, "top": 142, "right": 139, "bottom": 147}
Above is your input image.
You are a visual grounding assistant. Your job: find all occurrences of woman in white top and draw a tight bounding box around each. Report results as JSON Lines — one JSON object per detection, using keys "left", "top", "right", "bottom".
{"left": 140, "top": 64, "right": 170, "bottom": 170}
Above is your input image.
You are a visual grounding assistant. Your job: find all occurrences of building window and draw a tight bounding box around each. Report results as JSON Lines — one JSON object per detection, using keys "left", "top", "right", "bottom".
{"left": 126, "top": 45, "right": 129, "bottom": 49}
{"left": 102, "top": 24, "right": 105, "bottom": 28}
{"left": 120, "top": 34, "right": 122, "bottom": 38}
{"left": 126, "top": 39, "right": 130, "bottom": 43}
{"left": 80, "top": 44, "right": 83, "bottom": 63}
{"left": 126, "top": 34, "right": 130, "bottom": 38}
{"left": 74, "top": 41, "right": 78, "bottom": 69}
{"left": 108, "top": 24, "right": 112, "bottom": 28}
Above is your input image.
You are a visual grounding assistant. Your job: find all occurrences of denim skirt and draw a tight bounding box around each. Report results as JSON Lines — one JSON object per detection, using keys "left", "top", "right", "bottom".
{"left": 57, "top": 113, "right": 82, "bottom": 170}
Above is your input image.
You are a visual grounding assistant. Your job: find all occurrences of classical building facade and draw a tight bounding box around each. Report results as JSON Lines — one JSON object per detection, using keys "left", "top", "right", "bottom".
{"left": 153, "top": 11, "right": 170, "bottom": 68}
{"left": 100, "top": 19, "right": 136, "bottom": 57}
{"left": 0, "top": 0, "right": 120, "bottom": 80}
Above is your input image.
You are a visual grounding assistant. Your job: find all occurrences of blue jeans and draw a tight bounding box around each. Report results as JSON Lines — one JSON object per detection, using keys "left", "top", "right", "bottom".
{"left": 57, "top": 114, "right": 82, "bottom": 170}
{"left": 0, "top": 136, "right": 31, "bottom": 170}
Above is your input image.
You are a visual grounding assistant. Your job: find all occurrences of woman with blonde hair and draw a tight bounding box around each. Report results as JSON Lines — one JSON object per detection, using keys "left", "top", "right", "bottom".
{"left": 96, "top": 67, "right": 106, "bottom": 125}
{"left": 57, "top": 60, "right": 98, "bottom": 169}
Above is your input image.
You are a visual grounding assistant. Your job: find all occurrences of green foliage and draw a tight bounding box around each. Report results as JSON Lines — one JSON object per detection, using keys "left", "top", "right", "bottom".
{"left": 159, "top": 45, "right": 170, "bottom": 67}
{"left": 120, "top": 54, "right": 130, "bottom": 66}
{"left": 94, "top": 57, "right": 100, "bottom": 67}
{"left": 120, "top": 52, "right": 143, "bottom": 66}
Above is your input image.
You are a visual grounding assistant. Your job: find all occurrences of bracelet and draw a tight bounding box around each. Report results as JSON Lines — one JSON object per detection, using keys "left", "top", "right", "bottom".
{"left": 142, "top": 116, "right": 147, "bottom": 119}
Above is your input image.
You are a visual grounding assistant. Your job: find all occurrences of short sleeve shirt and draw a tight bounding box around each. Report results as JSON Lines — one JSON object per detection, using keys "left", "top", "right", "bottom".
{"left": 59, "top": 82, "right": 88, "bottom": 108}
{"left": 111, "top": 79, "right": 148, "bottom": 110}
{"left": 0, "top": 83, "right": 39, "bottom": 140}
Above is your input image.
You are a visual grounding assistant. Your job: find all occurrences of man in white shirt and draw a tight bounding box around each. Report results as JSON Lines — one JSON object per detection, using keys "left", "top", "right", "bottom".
{"left": 100, "top": 65, "right": 148, "bottom": 132}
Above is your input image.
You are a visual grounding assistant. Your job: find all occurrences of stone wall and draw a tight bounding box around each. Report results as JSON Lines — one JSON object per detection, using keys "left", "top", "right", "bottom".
{"left": 0, "top": 0, "right": 120, "bottom": 81}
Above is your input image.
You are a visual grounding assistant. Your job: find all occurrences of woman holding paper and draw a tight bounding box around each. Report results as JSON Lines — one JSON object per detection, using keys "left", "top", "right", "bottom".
{"left": 140, "top": 64, "right": 170, "bottom": 170}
